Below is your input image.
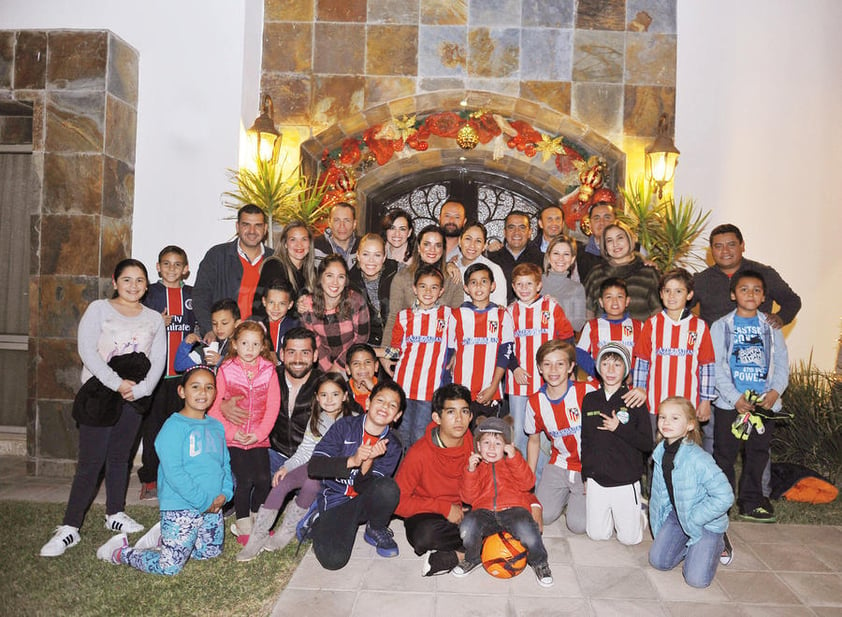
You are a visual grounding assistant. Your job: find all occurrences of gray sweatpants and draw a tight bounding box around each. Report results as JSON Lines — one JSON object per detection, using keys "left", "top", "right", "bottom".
{"left": 536, "top": 463, "right": 586, "bottom": 534}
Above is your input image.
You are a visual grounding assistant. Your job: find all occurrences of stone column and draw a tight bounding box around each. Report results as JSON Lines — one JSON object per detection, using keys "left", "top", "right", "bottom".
{"left": 0, "top": 29, "right": 139, "bottom": 476}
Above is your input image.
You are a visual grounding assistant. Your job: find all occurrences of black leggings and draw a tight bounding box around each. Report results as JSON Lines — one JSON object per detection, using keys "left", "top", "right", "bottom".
{"left": 228, "top": 447, "right": 271, "bottom": 518}
{"left": 64, "top": 403, "right": 143, "bottom": 528}
{"left": 312, "top": 476, "right": 400, "bottom": 570}
{"left": 137, "top": 377, "right": 182, "bottom": 484}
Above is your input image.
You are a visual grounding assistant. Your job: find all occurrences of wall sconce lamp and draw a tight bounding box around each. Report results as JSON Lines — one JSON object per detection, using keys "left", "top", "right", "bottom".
{"left": 645, "top": 114, "right": 680, "bottom": 199}
{"left": 248, "top": 94, "right": 282, "bottom": 164}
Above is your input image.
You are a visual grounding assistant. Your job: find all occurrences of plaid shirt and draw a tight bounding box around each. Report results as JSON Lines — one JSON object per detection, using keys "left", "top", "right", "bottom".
{"left": 301, "top": 289, "right": 370, "bottom": 372}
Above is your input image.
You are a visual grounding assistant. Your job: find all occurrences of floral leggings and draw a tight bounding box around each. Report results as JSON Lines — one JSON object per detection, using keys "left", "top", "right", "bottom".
{"left": 120, "top": 509, "right": 224, "bottom": 576}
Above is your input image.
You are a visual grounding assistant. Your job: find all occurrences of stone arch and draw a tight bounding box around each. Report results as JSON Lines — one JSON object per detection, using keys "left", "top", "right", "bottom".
{"left": 300, "top": 90, "right": 626, "bottom": 232}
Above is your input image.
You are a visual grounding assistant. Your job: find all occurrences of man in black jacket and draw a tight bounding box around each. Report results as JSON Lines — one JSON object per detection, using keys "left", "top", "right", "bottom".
{"left": 220, "top": 327, "right": 322, "bottom": 475}
{"left": 488, "top": 210, "right": 544, "bottom": 304}
{"left": 193, "top": 204, "right": 273, "bottom": 338}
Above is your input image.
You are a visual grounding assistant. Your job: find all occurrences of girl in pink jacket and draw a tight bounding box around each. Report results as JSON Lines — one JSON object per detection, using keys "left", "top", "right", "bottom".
{"left": 209, "top": 321, "right": 280, "bottom": 538}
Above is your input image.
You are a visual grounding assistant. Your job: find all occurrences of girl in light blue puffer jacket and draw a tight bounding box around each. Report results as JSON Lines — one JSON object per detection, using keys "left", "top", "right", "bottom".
{"left": 649, "top": 396, "right": 734, "bottom": 588}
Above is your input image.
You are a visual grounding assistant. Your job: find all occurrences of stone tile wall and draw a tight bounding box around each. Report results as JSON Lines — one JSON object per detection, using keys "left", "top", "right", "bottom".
{"left": 0, "top": 30, "right": 139, "bottom": 476}
{"left": 262, "top": 0, "right": 676, "bottom": 182}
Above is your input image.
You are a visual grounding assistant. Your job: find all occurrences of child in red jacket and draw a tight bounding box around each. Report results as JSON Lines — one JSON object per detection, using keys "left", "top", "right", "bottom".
{"left": 455, "top": 417, "right": 553, "bottom": 588}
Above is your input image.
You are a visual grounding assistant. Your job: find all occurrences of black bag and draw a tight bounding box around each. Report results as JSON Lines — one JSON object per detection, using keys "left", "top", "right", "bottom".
{"left": 72, "top": 352, "right": 153, "bottom": 426}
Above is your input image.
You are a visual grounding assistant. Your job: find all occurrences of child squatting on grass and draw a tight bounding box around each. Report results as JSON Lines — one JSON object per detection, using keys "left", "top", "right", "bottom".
{"left": 96, "top": 365, "right": 234, "bottom": 575}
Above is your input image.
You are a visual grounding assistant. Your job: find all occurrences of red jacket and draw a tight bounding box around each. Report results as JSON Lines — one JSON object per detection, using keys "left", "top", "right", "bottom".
{"left": 395, "top": 421, "right": 474, "bottom": 519}
{"left": 460, "top": 450, "right": 536, "bottom": 512}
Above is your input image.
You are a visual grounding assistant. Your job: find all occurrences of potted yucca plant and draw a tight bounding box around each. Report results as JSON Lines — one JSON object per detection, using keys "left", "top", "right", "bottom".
{"left": 223, "top": 156, "right": 332, "bottom": 247}
{"left": 618, "top": 175, "right": 711, "bottom": 272}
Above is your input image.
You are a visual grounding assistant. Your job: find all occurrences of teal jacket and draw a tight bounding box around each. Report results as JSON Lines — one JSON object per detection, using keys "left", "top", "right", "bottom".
{"left": 650, "top": 439, "right": 733, "bottom": 546}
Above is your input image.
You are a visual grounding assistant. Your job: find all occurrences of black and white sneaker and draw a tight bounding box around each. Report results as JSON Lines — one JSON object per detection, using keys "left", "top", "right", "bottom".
{"left": 534, "top": 563, "right": 554, "bottom": 588}
{"left": 105, "top": 512, "right": 144, "bottom": 533}
{"left": 422, "top": 550, "right": 458, "bottom": 576}
{"left": 451, "top": 559, "right": 480, "bottom": 577}
{"left": 40, "top": 525, "right": 80, "bottom": 557}
{"left": 720, "top": 532, "right": 734, "bottom": 566}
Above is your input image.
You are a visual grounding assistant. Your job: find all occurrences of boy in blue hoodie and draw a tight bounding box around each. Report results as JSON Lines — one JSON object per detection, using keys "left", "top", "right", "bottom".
{"left": 711, "top": 270, "right": 789, "bottom": 524}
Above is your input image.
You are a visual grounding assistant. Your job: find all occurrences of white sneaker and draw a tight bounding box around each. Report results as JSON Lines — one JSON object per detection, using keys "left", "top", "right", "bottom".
{"left": 105, "top": 512, "right": 144, "bottom": 533}
{"left": 97, "top": 533, "right": 128, "bottom": 564}
{"left": 40, "top": 525, "right": 80, "bottom": 557}
{"left": 134, "top": 522, "right": 162, "bottom": 550}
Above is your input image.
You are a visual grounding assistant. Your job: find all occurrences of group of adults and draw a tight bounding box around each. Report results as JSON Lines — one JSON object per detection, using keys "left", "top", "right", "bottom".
{"left": 189, "top": 195, "right": 800, "bottom": 474}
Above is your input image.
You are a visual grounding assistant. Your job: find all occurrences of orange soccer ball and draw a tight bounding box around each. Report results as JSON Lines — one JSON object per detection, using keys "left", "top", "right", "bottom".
{"left": 481, "top": 531, "right": 528, "bottom": 579}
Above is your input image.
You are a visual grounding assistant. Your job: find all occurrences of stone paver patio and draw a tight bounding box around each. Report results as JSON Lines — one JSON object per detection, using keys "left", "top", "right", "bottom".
{"left": 3, "top": 456, "right": 841, "bottom": 617}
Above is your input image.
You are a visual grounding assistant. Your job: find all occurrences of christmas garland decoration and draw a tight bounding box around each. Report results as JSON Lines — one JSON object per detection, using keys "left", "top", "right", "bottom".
{"left": 319, "top": 110, "right": 615, "bottom": 229}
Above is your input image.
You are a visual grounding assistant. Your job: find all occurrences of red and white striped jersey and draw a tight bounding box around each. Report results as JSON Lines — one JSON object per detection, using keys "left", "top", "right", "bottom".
{"left": 506, "top": 295, "right": 574, "bottom": 396}
{"left": 577, "top": 315, "right": 643, "bottom": 360}
{"left": 391, "top": 305, "right": 453, "bottom": 401}
{"left": 525, "top": 381, "right": 596, "bottom": 471}
{"left": 449, "top": 305, "right": 514, "bottom": 400}
{"left": 633, "top": 311, "right": 715, "bottom": 412}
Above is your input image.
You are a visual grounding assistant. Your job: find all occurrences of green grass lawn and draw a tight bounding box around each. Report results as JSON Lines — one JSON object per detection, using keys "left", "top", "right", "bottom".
{"left": 1, "top": 501, "right": 303, "bottom": 617}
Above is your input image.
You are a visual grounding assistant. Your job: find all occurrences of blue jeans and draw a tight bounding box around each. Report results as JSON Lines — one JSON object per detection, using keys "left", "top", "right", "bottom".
{"left": 649, "top": 509, "right": 723, "bottom": 588}
{"left": 460, "top": 507, "right": 547, "bottom": 566}
{"left": 700, "top": 414, "right": 714, "bottom": 454}
{"left": 398, "top": 399, "right": 432, "bottom": 449}
{"left": 268, "top": 448, "right": 289, "bottom": 477}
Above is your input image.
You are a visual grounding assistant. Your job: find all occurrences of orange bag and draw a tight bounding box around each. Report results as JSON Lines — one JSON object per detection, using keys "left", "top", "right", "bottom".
{"left": 783, "top": 476, "right": 839, "bottom": 504}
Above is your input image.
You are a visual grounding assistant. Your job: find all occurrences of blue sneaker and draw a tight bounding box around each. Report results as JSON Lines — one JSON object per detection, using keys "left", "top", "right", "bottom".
{"left": 295, "top": 502, "right": 320, "bottom": 543}
{"left": 363, "top": 523, "right": 399, "bottom": 558}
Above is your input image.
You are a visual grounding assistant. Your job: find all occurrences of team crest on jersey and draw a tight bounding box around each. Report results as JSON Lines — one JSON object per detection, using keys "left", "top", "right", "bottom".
{"left": 436, "top": 319, "right": 446, "bottom": 333}
{"left": 489, "top": 319, "right": 498, "bottom": 334}
{"left": 623, "top": 324, "right": 633, "bottom": 337}
{"left": 184, "top": 298, "right": 193, "bottom": 310}
{"left": 541, "top": 311, "right": 550, "bottom": 325}
{"left": 687, "top": 331, "right": 697, "bottom": 348}
{"left": 566, "top": 406, "right": 581, "bottom": 423}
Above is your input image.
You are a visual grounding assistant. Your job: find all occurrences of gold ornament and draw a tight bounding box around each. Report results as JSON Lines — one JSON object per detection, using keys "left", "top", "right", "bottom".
{"left": 456, "top": 124, "right": 479, "bottom": 150}
{"left": 536, "top": 134, "right": 566, "bottom": 163}
{"left": 374, "top": 115, "right": 418, "bottom": 142}
{"left": 580, "top": 215, "right": 592, "bottom": 236}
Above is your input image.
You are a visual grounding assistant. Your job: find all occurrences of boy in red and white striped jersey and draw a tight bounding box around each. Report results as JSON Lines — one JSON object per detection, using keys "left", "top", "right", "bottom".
{"left": 629, "top": 269, "right": 716, "bottom": 447}
{"left": 525, "top": 340, "right": 596, "bottom": 533}
{"left": 506, "top": 263, "right": 574, "bottom": 458}
{"left": 449, "top": 263, "right": 515, "bottom": 421}
{"left": 389, "top": 265, "right": 453, "bottom": 448}
{"left": 576, "top": 277, "right": 643, "bottom": 377}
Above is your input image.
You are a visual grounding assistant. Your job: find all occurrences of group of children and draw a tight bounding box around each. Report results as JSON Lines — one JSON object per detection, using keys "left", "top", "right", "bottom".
{"left": 56, "top": 235, "right": 788, "bottom": 591}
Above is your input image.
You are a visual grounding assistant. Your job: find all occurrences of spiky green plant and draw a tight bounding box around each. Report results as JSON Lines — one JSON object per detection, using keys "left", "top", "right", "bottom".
{"left": 618, "top": 175, "right": 711, "bottom": 272}
{"left": 647, "top": 196, "right": 710, "bottom": 272}
{"left": 618, "top": 175, "right": 662, "bottom": 251}
{"left": 224, "top": 157, "right": 332, "bottom": 246}
{"left": 773, "top": 360, "right": 842, "bottom": 484}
